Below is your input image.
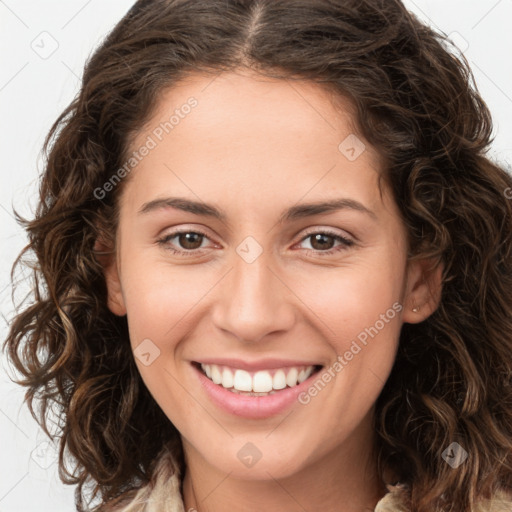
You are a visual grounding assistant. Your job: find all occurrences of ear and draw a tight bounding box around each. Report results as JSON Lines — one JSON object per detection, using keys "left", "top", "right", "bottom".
{"left": 402, "top": 257, "right": 443, "bottom": 324}
{"left": 94, "top": 237, "right": 127, "bottom": 316}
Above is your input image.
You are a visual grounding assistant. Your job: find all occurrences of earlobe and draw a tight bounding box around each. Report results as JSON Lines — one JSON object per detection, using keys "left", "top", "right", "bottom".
{"left": 402, "top": 258, "right": 443, "bottom": 324}
{"left": 93, "top": 238, "right": 127, "bottom": 316}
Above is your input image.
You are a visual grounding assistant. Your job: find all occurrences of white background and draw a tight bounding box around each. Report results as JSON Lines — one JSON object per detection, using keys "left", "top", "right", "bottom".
{"left": 1, "top": 1, "right": 511, "bottom": 510}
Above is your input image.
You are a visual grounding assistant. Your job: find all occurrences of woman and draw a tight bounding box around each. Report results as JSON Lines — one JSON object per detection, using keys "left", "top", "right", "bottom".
{"left": 4, "top": 0, "right": 512, "bottom": 511}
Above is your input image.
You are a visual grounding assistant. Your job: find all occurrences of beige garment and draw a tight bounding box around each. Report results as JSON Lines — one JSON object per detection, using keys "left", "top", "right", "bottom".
{"left": 102, "top": 449, "right": 512, "bottom": 512}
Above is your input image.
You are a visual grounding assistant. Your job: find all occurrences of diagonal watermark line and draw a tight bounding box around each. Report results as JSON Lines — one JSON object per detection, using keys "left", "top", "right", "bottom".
{"left": 0, "top": 310, "right": 9, "bottom": 330}
{"left": 0, "top": 281, "right": 11, "bottom": 298}
{"left": 164, "top": 267, "right": 233, "bottom": 337}
{"left": 164, "top": 163, "right": 232, "bottom": 234}
{"left": 163, "top": 164, "right": 215, "bottom": 204}
{"left": 0, "top": 409, "right": 29, "bottom": 439}
{"left": 0, "top": 62, "right": 29, "bottom": 92}
{"left": 0, "top": 203, "right": 15, "bottom": 221}
{"left": 265, "top": 470, "right": 308, "bottom": 512}
{"left": 61, "top": 0, "right": 93, "bottom": 29}
{"left": 162, "top": 367, "right": 234, "bottom": 438}
{"left": 367, "top": 367, "right": 385, "bottom": 385}
{"left": 472, "top": 0, "right": 503, "bottom": 30}
{"left": 471, "top": 61, "right": 512, "bottom": 105}
{"left": 406, "top": 0, "right": 442, "bottom": 32}
{"left": 196, "top": 470, "right": 233, "bottom": 505}
{"left": 266, "top": 163, "right": 337, "bottom": 235}
{"left": 0, "top": 471, "right": 28, "bottom": 503}
{"left": 285, "top": 79, "right": 336, "bottom": 131}
{"left": 265, "top": 265, "right": 337, "bottom": 337}
{"left": 0, "top": 1, "right": 29, "bottom": 29}
{"left": 265, "top": 410, "right": 294, "bottom": 438}
{"left": 61, "top": 60, "right": 81, "bottom": 81}
{"left": 200, "top": 70, "right": 223, "bottom": 93}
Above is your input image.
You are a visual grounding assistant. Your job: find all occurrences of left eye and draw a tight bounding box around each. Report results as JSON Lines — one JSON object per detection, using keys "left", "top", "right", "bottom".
{"left": 157, "top": 231, "right": 210, "bottom": 253}
{"left": 297, "top": 231, "right": 354, "bottom": 254}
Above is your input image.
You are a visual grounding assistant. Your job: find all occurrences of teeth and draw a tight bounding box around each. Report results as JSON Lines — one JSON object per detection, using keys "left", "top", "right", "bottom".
{"left": 298, "top": 367, "right": 314, "bottom": 383}
{"left": 286, "top": 367, "right": 298, "bottom": 387}
{"left": 253, "top": 371, "right": 273, "bottom": 392}
{"left": 221, "top": 368, "right": 233, "bottom": 388}
{"left": 234, "top": 369, "right": 252, "bottom": 392}
{"left": 211, "top": 365, "right": 222, "bottom": 385}
{"left": 273, "top": 369, "right": 287, "bottom": 390}
{"left": 230, "top": 389, "right": 278, "bottom": 396}
{"left": 200, "top": 363, "right": 317, "bottom": 393}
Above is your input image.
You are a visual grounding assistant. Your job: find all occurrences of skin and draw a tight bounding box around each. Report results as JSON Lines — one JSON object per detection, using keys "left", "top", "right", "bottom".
{"left": 101, "top": 69, "right": 442, "bottom": 512}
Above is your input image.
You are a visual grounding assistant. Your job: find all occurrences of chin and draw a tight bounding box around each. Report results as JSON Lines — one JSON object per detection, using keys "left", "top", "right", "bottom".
{"left": 193, "top": 439, "right": 312, "bottom": 481}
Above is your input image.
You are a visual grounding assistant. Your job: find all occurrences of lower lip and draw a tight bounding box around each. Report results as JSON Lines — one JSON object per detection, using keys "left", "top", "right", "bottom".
{"left": 193, "top": 364, "right": 322, "bottom": 419}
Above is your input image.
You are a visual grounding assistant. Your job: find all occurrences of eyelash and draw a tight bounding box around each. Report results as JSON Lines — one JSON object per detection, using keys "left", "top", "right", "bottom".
{"left": 156, "top": 228, "right": 355, "bottom": 257}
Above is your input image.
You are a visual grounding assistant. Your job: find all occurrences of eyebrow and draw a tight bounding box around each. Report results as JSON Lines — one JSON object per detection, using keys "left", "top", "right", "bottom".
{"left": 138, "top": 196, "right": 376, "bottom": 222}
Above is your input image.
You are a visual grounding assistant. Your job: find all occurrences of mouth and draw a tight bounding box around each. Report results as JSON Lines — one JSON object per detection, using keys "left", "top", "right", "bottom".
{"left": 193, "top": 362, "right": 324, "bottom": 397}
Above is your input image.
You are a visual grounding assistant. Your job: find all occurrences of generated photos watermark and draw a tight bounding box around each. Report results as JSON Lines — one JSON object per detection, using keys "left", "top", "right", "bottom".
{"left": 93, "top": 97, "right": 198, "bottom": 200}
{"left": 298, "top": 301, "right": 403, "bottom": 405}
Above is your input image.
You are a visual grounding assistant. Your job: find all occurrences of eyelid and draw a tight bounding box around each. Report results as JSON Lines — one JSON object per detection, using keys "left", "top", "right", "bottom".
{"left": 298, "top": 226, "right": 355, "bottom": 242}
{"left": 157, "top": 224, "right": 216, "bottom": 241}
{"left": 157, "top": 226, "right": 217, "bottom": 249}
{"left": 157, "top": 225, "right": 356, "bottom": 256}
{"left": 292, "top": 227, "right": 355, "bottom": 256}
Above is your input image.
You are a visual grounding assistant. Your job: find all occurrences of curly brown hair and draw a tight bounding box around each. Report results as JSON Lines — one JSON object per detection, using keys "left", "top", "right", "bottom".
{"left": 3, "top": 0, "right": 512, "bottom": 511}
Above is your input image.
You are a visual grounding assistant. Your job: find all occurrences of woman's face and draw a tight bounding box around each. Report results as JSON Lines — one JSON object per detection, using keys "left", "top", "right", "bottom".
{"left": 104, "top": 70, "right": 432, "bottom": 480}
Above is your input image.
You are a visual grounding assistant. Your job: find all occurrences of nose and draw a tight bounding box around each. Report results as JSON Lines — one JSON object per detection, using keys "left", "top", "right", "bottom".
{"left": 211, "top": 247, "right": 296, "bottom": 344}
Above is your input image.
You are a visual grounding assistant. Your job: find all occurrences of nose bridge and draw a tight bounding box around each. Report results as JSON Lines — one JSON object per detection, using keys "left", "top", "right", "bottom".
{"left": 212, "top": 242, "right": 295, "bottom": 343}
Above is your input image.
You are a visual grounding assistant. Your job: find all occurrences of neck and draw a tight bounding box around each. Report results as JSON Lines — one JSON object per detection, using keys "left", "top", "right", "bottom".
{"left": 181, "top": 421, "right": 386, "bottom": 512}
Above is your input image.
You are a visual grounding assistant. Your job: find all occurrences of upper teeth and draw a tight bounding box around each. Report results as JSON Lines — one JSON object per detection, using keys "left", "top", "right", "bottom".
{"left": 201, "top": 363, "right": 315, "bottom": 393}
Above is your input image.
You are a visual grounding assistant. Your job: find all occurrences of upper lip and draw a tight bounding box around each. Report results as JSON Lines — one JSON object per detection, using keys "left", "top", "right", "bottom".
{"left": 193, "top": 358, "right": 322, "bottom": 371}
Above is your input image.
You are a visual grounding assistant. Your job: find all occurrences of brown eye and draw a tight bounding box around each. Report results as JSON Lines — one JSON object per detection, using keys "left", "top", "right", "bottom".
{"left": 157, "top": 230, "right": 211, "bottom": 255}
{"left": 298, "top": 230, "right": 354, "bottom": 255}
{"left": 309, "top": 233, "right": 336, "bottom": 251}
{"left": 176, "top": 232, "right": 204, "bottom": 250}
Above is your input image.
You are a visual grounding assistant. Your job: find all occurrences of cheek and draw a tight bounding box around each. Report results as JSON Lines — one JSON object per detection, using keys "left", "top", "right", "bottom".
{"left": 120, "top": 239, "right": 406, "bottom": 356}
{"left": 120, "top": 257, "right": 220, "bottom": 345}
{"left": 294, "top": 255, "right": 405, "bottom": 343}
{"left": 297, "top": 278, "right": 402, "bottom": 448}
{"left": 293, "top": 252, "right": 404, "bottom": 404}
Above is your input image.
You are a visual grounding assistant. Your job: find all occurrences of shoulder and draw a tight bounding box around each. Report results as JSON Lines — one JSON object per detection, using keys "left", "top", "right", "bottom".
{"left": 479, "top": 489, "right": 512, "bottom": 512}
{"left": 374, "top": 484, "right": 409, "bottom": 512}
{"left": 94, "top": 449, "right": 185, "bottom": 512}
{"left": 92, "top": 489, "right": 142, "bottom": 512}
{"left": 374, "top": 485, "right": 512, "bottom": 512}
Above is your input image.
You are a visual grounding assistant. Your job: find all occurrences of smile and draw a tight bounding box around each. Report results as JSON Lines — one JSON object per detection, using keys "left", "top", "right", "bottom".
{"left": 192, "top": 359, "right": 324, "bottom": 418}
{"left": 200, "top": 363, "right": 318, "bottom": 395}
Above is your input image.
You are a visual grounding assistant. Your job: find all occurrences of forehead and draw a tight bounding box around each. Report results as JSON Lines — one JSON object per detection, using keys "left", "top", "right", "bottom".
{"left": 141, "top": 69, "right": 363, "bottom": 149}
{"left": 123, "top": 70, "right": 387, "bottom": 218}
